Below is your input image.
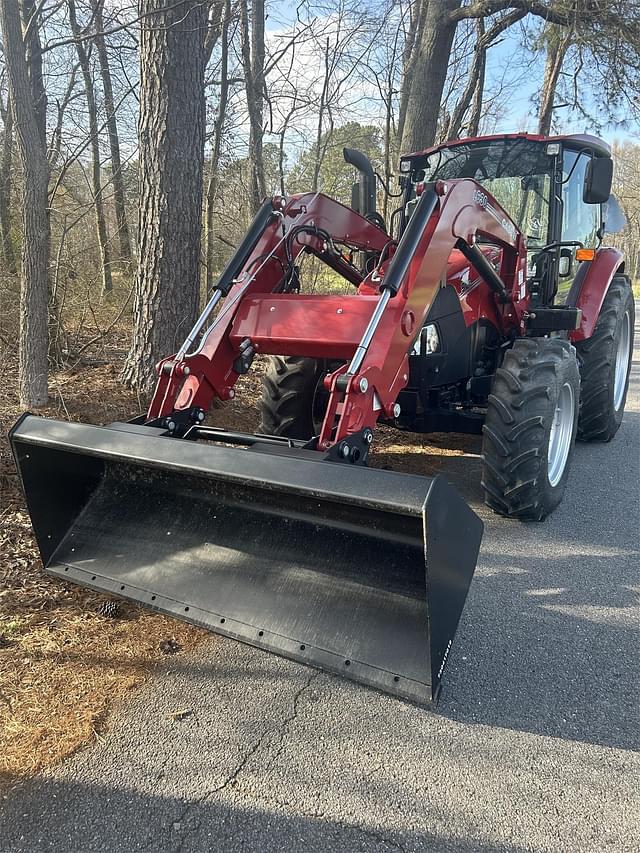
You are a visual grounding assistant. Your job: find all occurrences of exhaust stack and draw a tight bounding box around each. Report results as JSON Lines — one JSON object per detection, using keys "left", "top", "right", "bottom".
{"left": 344, "top": 147, "right": 377, "bottom": 218}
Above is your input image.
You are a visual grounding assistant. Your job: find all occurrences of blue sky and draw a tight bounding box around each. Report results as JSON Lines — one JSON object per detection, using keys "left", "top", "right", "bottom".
{"left": 266, "top": 2, "right": 639, "bottom": 149}
{"left": 488, "top": 29, "right": 639, "bottom": 146}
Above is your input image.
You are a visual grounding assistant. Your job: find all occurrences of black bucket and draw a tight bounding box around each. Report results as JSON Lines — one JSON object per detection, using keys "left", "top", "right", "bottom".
{"left": 10, "top": 414, "right": 483, "bottom": 704}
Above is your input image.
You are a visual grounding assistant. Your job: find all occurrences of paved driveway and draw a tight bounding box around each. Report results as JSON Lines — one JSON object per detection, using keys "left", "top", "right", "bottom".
{"left": 1, "top": 317, "right": 638, "bottom": 853}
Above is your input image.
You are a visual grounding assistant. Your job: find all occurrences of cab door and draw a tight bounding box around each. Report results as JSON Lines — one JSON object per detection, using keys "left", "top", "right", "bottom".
{"left": 557, "top": 149, "right": 601, "bottom": 303}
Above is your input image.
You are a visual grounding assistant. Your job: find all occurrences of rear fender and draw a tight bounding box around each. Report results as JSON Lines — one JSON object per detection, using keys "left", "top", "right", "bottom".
{"left": 567, "top": 247, "right": 624, "bottom": 342}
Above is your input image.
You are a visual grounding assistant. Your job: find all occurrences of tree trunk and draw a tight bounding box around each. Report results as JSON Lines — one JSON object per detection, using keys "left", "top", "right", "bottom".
{"left": 91, "top": 0, "right": 132, "bottom": 262}
{"left": 0, "top": 97, "right": 16, "bottom": 271}
{"left": 0, "top": 0, "right": 50, "bottom": 406}
{"left": 397, "top": 0, "right": 429, "bottom": 151}
{"left": 240, "top": 0, "right": 266, "bottom": 211}
{"left": 205, "top": 0, "right": 230, "bottom": 289}
{"left": 20, "top": 0, "right": 47, "bottom": 146}
{"left": 68, "top": 0, "right": 113, "bottom": 296}
{"left": 466, "top": 45, "right": 486, "bottom": 137}
{"left": 401, "top": 0, "right": 460, "bottom": 153}
{"left": 538, "top": 27, "right": 571, "bottom": 135}
{"left": 122, "top": 0, "right": 207, "bottom": 393}
{"left": 448, "top": 18, "right": 486, "bottom": 140}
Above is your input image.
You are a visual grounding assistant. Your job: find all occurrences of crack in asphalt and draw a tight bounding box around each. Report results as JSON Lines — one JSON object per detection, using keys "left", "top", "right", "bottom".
{"left": 167, "top": 671, "right": 407, "bottom": 853}
{"left": 169, "top": 670, "right": 320, "bottom": 852}
{"left": 219, "top": 783, "right": 409, "bottom": 853}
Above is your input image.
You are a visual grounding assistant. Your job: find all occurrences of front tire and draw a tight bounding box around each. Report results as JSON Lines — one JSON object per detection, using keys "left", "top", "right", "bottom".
{"left": 482, "top": 338, "right": 580, "bottom": 521}
{"left": 575, "top": 275, "right": 634, "bottom": 442}
{"left": 258, "top": 356, "right": 324, "bottom": 439}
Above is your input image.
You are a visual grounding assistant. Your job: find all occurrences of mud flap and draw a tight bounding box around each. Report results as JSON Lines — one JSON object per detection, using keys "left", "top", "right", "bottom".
{"left": 10, "top": 414, "right": 483, "bottom": 704}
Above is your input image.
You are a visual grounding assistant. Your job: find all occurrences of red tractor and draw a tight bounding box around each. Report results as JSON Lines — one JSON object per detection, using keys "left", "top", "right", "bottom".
{"left": 257, "top": 134, "right": 634, "bottom": 520}
{"left": 11, "top": 133, "right": 634, "bottom": 703}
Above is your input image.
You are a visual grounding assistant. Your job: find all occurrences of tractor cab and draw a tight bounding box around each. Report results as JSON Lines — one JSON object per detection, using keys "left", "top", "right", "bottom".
{"left": 398, "top": 133, "right": 622, "bottom": 307}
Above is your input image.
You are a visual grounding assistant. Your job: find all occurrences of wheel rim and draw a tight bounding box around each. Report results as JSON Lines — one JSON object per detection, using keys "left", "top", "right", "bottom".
{"left": 614, "top": 309, "right": 631, "bottom": 412}
{"left": 548, "top": 381, "right": 575, "bottom": 488}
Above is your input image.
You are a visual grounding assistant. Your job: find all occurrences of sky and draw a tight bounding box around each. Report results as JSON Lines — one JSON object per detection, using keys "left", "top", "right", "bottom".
{"left": 488, "top": 29, "right": 639, "bottom": 147}
{"left": 265, "top": 1, "right": 639, "bottom": 151}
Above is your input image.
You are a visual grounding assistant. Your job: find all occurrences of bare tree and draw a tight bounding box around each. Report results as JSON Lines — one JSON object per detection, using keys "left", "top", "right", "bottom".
{"left": 205, "top": 0, "right": 230, "bottom": 287}
{"left": 312, "top": 35, "right": 333, "bottom": 192}
{"left": 91, "top": 0, "right": 132, "bottom": 262}
{"left": 239, "top": 0, "right": 266, "bottom": 211}
{"left": 401, "top": 0, "right": 640, "bottom": 153}
{"left": 20, "top": 0, "right": 47, "bottom": 143}
{"left": 447, "top": 9, "right": 525, "bottom": 140}
{"left": 537, "top": 24, "right": 572, "bottom": 134}
{"left": 612, "top": 141, "right": 640, "bottom": 280}
{"left": 0, "top": 0, "right": 50, "bottom": 406}
{"left": 401, "top": 0, "right": 459, "bottom": 152}
{"left": 397, "top": 0, "right": 428, "bottom": 148}
{"left": 123, "top": 0, "right": 208, "bottom": 392}
{"left": 0, "top": 90, "right": 15, "bottom": 270}
{"left": 466, "top": 31, "right": 486, "bottom": 137}
{"left": 307, "top": 5, "right": 381, "bottom": 192}
{"left": 68, "top": 0, "right": 113, "bottom": 296}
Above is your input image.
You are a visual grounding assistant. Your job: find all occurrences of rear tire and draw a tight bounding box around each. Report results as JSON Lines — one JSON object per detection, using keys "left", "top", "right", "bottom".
{"left": 259, "top": 356, "right": 323, "bottom": 439}
{"left": 482, "top": 338, "right": 580, "bottom": 521}
{"left": 575, "top": 275, "right": 634, "bottom": 442}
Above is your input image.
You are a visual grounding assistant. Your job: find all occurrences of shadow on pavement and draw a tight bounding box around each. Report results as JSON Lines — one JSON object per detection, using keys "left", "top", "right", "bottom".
{"left": 0, "top": 775, "right": 538, "bottom": 853}
{"left": 435, "top": 408, "right": 639, "bottom": 753}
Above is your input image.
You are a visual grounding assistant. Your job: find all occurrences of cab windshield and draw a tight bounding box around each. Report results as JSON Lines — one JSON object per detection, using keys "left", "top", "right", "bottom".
{"left": 420, "top": 139, "right": 554, "bottom": 248}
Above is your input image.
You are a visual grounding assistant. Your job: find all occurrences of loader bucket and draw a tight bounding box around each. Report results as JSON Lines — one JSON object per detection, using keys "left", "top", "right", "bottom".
{"left": 10, "top": 414, "right": 483, "bottom": 704}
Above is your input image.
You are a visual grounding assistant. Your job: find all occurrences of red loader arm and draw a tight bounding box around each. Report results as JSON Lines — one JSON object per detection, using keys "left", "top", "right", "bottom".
{"left": 148, "top": 180, "right": 527, "bottom": 451}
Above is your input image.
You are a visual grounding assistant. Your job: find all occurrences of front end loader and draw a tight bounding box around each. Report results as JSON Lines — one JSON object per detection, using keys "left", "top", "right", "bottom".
{"left": 11, "top": 132, "right": 633, "bottom": 703}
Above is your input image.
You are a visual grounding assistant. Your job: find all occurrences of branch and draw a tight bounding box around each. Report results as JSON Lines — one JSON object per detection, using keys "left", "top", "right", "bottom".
{"left": 41, "top": 0, "right": 209, "bottom": 54}
{"left": 450, "top": 1, "right": 572, "bottom": 27}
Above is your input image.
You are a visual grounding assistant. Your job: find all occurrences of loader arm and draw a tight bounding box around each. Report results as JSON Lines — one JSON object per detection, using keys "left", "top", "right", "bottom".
{"left": 148, "top": 179, "right": 527, "bottom": 454}
{"left": 147, "top": 193, "right": 390, "bottom": 422}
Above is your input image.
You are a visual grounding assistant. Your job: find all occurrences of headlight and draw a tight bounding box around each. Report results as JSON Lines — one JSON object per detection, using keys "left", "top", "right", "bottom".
{"left": 399, "top": 159, "right": 412, "bottom": 173}
{"left": 424, "top": 324, "right": 440, "bottom": 354}
{"left": 412, "top": 324, "right": 440, "bottom": 355}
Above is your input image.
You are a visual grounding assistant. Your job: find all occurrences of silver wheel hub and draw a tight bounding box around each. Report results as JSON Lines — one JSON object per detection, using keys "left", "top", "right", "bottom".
{"left": 614, "top": 309, "right": 631, "bottom": 412}
{"left": 548, "top": 381, "right": 575, "bottom": 488}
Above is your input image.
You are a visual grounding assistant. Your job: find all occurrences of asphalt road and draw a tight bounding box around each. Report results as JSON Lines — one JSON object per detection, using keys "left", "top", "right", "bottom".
{"left": 1, "top": 316, "right": 638, "bottom": 853}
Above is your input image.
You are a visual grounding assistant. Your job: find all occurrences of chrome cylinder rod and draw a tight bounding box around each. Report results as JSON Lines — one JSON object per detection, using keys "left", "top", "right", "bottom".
{"left": 176, "top": 289, "right": 224, "bottom": 361}
{"left": 343, "top": 188, "right": 440, "bottom": 382}
{"left": 345, "top": 287, "right": 392, "bottom": 378}
{"left": 175, "top": 194, "right": 323, "bottom": 361}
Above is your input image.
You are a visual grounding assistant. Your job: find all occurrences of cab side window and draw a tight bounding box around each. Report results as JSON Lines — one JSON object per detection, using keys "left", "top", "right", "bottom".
{"left": 558, "top": 150, "right": 601, "bottom": 302}
{"left": 562, "top": 151, "right": 600, "bottom": 246}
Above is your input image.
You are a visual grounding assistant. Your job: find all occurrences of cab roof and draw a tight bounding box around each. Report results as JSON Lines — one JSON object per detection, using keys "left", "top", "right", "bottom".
{"left": 403, "top": 132, "right": 611, "bottom": 162}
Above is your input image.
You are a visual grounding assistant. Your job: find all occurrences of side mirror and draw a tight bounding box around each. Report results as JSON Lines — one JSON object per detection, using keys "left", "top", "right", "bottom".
{"left": 583, "top": 157, "right": 613, "bottom": 204}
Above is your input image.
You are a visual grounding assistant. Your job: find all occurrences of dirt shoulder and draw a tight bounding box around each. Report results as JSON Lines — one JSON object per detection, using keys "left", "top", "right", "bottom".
{"left": 0, "top": 355, "right": 208, "bottom": 794}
